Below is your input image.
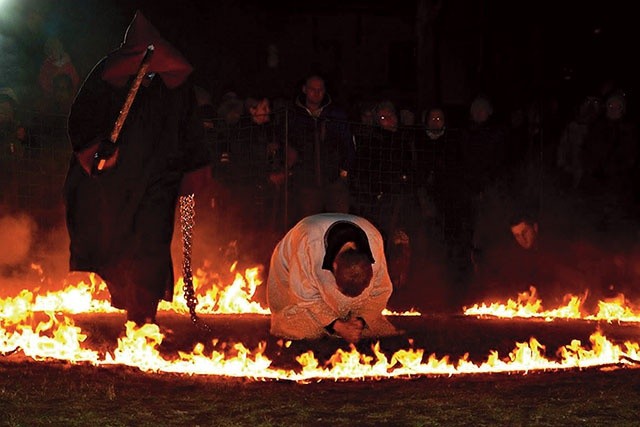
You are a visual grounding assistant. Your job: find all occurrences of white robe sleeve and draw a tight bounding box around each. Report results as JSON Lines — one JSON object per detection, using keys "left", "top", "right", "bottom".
{"left": 267, "top": 231, "right": 340, "bottom": 339}
{"left": 267, "top": 213, "right": 400, "bottom": 340}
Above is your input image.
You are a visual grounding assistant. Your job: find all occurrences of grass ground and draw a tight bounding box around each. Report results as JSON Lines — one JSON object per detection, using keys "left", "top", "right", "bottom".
{"left": 1, "top": 314, "right": 640, "bottom": 426}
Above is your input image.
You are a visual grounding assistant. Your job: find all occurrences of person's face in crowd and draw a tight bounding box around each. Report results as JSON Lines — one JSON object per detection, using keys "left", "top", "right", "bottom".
{"left": 578, "top": 96, "right": 601, "bottom": 122}
{"left": 377, "top": 107, "right": 398, "bottom": 132}
{"left": 249, "top": 98, "right": 271, "bottom": 125}
{"left": 303, "top": 77, "right": 325, "bottom": 107}
{"left": 510, "top": 221, "right": 539, "bottom": 250}
{"left": 46, "top": 38, "right": 65, "bottom": 62}
{"left": 427, "top": 108, "right": 445, "bottom": 130}
{"left": 605, "top": 96, "right": 625, "bottom": 121}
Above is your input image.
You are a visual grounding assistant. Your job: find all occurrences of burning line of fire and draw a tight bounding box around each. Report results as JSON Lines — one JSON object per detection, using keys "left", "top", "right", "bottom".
{"left": 1, "top": 313, "right": 639, "bottom": 382}
{"left": 2, "top": 267, "right": 421, "bottom": 318}
{"left": 3, "top": 266, "right": 640, "bottom": 382}
{"left": 464, "top": 286, "right": 640, "bottom": 323}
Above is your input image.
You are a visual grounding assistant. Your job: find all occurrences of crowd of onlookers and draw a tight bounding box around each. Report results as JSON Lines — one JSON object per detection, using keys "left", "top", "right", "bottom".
{"left": 189, "top": 73, "right": 640, "bottom": 311}
{"left": 0, "top": 34, "right": 78, "bottom": 229}
{"left": 2, "top": 53, "right": 640, "bottom": 312}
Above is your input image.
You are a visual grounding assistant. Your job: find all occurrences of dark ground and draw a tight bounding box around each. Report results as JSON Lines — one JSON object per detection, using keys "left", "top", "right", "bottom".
{"left": 1, "top": 313, "right": 640, "bottom": 426}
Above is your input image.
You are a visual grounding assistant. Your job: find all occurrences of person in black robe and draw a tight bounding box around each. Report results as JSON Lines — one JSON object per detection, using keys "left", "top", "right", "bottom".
{"left": 62, "top": 11, "right": 212, "bottom": 326}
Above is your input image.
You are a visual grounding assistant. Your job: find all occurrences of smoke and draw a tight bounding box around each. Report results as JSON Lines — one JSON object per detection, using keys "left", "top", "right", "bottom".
{"left": 0, "top": 206, "right": 74, "bottom": 298}
{"left": 0, "top": 211, "right": 40, "bottom": 297}
{"left": 0, "top": 212, "right": 36, "bottom": 266}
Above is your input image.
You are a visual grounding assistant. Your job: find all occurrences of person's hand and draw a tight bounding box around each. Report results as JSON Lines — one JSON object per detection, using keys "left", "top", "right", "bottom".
{"left": 92, "top": 139, "right": 119, "bottom": 175}
{"left": 76, "top": 139, "right": 119, "bottom": 176}
{"left": 332, "top": 317, "right": 364, "bottom": 343}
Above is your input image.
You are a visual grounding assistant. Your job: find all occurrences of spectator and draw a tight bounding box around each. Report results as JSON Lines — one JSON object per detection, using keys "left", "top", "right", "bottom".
{"left": 209, "top": 91, "right": 243, "bottom": 195}
{"left": 0, "top": 88, "right": 26, "bottom": 159}
{"left": 580, "top": 90, "right": 638, "bottom": 216}
{"left": 194, "top": 85, "right": 215, "bottom": 130}
{"left": 267, "top": 213, "right": 400, "bottom": 342}
{"left": 461, "top": 94, "right": 508, "bottom": 215}
{"left": 237, "top": 96, "right": 285, "bottom": 250}
{"left": 38, "top": 37, "right": 79, "bottom": 100}
{"left": 423, "top": 107, "right": 446, "bottom": 141}
{"left": 216, "top": 91, "right": 244, "bottom": 126}
{"left": 36, "top": 73, "right": 76, "bottom": 116}
{"left": 407, "top": 106, "right": 448, "bottom": 306}
{"left": 454, "top": 94, "right": 510, "bottom": 215}
{"left": 557, "top": 95, "right": 601, "bottom": 189}
{"left": 416, "top": 106, "right": 447, "bottom": 220}
{"left": 0, "top": 88, "right": 28, "bottom": 209}
{"left": 350, "top": 101, "right": 376, "bottom": 166}
{"left": 358, "top": 101, "right": 376, "bottom": 126}
{"left": 446, "top": 95, "right": 509, "bottom": 304}
{"left": 469, "top": 206, "right": 608, "bottom": 306}
{"left": 376, "top": 100, "right": 399, "bottom": 133}
{"left": 287, "top": 74, "right": 354, "bottom": 226}
{"left": 353, "top": 100, "right": 415, "bottom": 289}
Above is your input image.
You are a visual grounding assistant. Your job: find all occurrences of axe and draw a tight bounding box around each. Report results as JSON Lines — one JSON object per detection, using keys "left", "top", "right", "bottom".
{"left": 92, "top": 44, "right": 155, "bottom": 175}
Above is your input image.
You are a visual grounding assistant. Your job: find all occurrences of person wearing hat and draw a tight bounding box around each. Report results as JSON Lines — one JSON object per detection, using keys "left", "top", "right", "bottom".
{"left": 266, "top": 213, "right": 400, "bottom": 343}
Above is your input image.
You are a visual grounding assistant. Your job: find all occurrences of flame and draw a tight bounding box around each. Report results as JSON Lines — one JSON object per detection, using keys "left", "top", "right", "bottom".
{"left": 464, "top": 286, "right": 640, "bottom": 322}
{"left": 159, "top": 265, "right": 270, "bottom": 315}
{"left": 3, "top": 312, "right": 639, "bottom": 381}
{"left": 3, "top": 263, "right": 421, "bottom": 318}
{"left": 2, "top": 268, "right": 640, "bottom": 382}
{"left": 587, "top": 293, "right": 640, "bottom": 322}
{"left": 382, "top": 308, "right": 421, "bottom": 316}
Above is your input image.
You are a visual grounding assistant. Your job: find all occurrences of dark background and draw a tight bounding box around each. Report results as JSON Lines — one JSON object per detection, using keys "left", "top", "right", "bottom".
{"left": 2, "top": 0, "right": 638, "bottom": 121}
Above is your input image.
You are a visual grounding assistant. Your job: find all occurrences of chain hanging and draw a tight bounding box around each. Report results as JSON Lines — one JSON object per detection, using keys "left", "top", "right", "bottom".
{"left": 179, "top": 193, "right": 211, "bottom": 331}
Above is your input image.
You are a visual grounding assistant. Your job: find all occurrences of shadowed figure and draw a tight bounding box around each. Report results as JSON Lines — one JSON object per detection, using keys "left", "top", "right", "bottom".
{"left": 63, "top": 11, "right": 212, "bottom": 327}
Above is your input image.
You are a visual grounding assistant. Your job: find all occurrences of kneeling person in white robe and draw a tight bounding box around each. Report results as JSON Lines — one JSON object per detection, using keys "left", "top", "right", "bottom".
{"left": 267, "top": 213, "right": 400, "bottom": 343}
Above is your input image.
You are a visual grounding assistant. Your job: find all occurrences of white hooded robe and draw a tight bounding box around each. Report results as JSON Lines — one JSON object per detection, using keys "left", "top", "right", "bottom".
{"left": 267, "top": 213, "right": 398, "bottom": 340}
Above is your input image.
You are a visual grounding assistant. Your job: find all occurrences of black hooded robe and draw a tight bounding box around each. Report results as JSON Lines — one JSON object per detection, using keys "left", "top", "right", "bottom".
{"left": 62, "top": 16, "right": 210, "bottom": 322}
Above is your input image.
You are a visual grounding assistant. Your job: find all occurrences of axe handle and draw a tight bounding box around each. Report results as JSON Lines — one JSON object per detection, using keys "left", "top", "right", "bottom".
{"left": 110, "top": 44, "right": 155, "bottom": 143}
{"left": 95, "top": 44, "right": 154, "bottom": 173}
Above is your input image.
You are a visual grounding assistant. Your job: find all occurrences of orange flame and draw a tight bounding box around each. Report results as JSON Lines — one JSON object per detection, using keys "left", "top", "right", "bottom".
{"left": 2, "top": 270, "right": 640, "bottom": 382}
{"left": 464, "top": 286, "right": 640, "bottom": 322}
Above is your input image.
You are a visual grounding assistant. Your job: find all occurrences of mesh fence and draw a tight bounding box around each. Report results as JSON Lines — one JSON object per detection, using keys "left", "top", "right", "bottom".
{"left": 198, "top": 108, "right": 468, "bottom": 247}
{"left": 2, "top": 107, "right": 521, "bottom": 253}
{"left": 0, "top": 110, "right": 70, "bottom": 228}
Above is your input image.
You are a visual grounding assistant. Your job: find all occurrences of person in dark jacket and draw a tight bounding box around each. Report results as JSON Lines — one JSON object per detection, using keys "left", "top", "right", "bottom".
{"left": 286, "top": 75, "right": 354, "bottom": 226}
{"left": 62, "top": 11, "right": 212, "bottom": 326}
